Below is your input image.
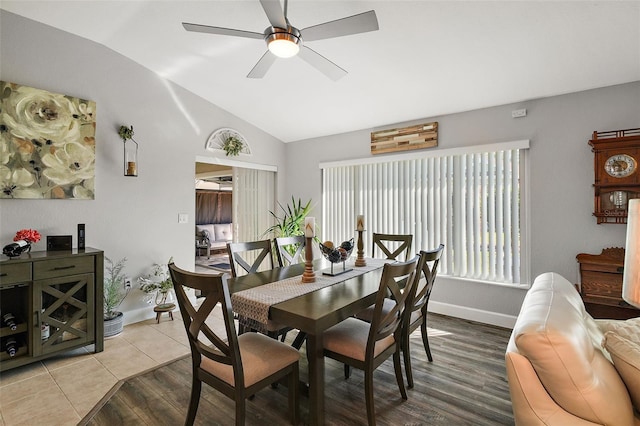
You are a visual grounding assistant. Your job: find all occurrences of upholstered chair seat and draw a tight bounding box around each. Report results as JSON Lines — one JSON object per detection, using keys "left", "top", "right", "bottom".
{"left": 201, "top": 332, "right": 300, "bottom": 387}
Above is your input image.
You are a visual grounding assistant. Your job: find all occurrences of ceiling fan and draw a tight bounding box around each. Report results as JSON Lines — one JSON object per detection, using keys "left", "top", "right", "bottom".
{"left": 182, "top": 0, "right": 379, "bottom": 81}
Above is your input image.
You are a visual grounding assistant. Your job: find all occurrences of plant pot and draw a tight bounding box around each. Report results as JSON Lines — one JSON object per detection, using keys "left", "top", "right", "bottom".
{"left": 104, "top": 311, "right": 124, "bottom": 337}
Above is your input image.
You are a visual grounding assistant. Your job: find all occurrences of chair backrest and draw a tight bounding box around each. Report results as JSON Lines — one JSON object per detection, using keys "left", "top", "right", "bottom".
{"left": 168, "top": 263, "right": 246, "bottom": 387}
{"left": 410, "top": 244, "right": 444, "bottom": 320}
{"left": 274, "top": 235, "right": 306, "bottom": 267}
{"left": 372, "top": 233, "right": 413, "bottom": 261}
{"left": 367, "top": 256, "right": 419, "bottom": 355}
{"left": 226, "top": 239, "right": 274, "bottom": 277}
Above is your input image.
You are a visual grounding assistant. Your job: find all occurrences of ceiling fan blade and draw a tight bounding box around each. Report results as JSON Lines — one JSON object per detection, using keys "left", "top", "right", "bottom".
{"left": 183, "top": 22, "right": 264, "bottom": 39}
{"left": 298, "top": 46, "right": 347, "bottom": 81}
{"left": 302, "top": 10, "right": 379, "bottom": 42}
{"left": 247, "top": 51, "right": 277, "bottom": 79}
{"left": 260, "top": 0, "right": 287, "bottom": 28}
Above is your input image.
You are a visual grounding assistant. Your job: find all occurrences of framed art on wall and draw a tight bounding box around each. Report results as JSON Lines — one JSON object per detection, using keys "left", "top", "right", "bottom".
{"left": 0, "top": 81, "right": 97, "bottom": 199}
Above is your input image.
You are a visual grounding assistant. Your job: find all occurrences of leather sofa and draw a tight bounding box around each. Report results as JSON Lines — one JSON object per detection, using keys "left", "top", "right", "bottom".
{"left": 506, "top": 272, "right": 640, "bottom": 425}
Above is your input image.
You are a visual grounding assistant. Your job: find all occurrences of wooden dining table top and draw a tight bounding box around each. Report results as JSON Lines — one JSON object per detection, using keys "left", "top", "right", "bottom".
{"left": 227, "top": 259, "right": 386, "bottom": 334}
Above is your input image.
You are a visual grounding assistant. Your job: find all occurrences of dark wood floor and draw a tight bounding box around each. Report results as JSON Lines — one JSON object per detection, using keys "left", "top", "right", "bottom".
{"left": 82, "top": 314, "right": 514, "bottom": 425}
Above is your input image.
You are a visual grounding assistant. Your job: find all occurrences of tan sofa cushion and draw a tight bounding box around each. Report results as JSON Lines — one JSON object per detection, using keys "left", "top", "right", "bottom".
{"left": 604, "top": 330, "right": 640, "bottom": 413}
{"left": 510, "top": 272, "right": 634, "bottom": 425}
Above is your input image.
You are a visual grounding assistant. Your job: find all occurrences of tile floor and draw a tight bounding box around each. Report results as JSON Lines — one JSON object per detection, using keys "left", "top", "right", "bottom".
{"left": 0, "top": 301, "right": 226, "bottom": 426}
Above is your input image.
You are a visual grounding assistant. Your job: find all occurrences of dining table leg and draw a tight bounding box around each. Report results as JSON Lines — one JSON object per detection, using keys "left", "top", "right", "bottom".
{"left": 306, "top": 333, "right": 325, "bottom": 426}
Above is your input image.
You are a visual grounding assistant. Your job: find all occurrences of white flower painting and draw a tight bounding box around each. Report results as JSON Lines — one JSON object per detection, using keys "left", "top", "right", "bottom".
{"left": 0, "top": 81, "right": 96, "bottom": 199}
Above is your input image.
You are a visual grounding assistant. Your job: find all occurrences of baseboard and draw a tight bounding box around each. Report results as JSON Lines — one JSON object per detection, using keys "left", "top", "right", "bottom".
{"left": 429, "top": 301, "right": 517, "bottom": 329}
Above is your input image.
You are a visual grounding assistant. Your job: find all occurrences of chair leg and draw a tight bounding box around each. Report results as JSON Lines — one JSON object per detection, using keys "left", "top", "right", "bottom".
{"left": 393, "top": 350, "right": 408, "bottom": 400}
{"left": 288, "top": 363, "right": 300, "bottom": 425}
{"left": 235, "top": 396, "right": 245, "bottom": 426}
{"left": 421, "top": 320, "right": 433, "bottom": 362}
{"left": 185, "top": 377, "right": 202, "bottom": 426}
{"left": 344, "top": 363, "right": 351, "bottom": 379}
{"left": 364, "top": 367, "right": 376, "bottom": 426}
{"left": 402, "top": 329, "right": 414, "bottom": 389}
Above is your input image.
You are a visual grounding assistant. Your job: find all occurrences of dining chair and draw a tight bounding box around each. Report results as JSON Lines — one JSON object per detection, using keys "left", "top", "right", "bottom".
{"left": 168, "top": 263, "right": 299, "bottom": 426}
{"left": 371, "top": 233, "right": 413, "bottom": 261}
{"left": 226, "top": 239, "right": 274, "bottom": 277}
{"left": 322, "top": 256, "right": 419, "bottom": 426}
{"left": 354, "top": 244, "right": 445, "bottom": 388}
{"left": 402, "top": 244, "right": 444, "bottom": 386}
{"left": 274, "top": 235, "right": 306, "bottom": 267}
{"left": 227, "top": 239, "right": 291, "bottom": 342}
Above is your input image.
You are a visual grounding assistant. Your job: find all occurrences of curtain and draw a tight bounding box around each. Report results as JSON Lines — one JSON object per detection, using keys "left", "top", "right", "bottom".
{"left": 195, "top": 190, "right": 232, "bottom": 224}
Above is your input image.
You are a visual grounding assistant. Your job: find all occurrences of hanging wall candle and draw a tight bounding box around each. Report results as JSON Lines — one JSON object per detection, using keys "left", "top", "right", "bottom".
{"left": 119, "top": 125, "right": 138, "bottom": 177}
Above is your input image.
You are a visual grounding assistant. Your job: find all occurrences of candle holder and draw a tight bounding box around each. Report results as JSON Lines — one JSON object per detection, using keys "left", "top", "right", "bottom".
{"left": 301, "top": 236, "right": 316, "bottom": 283}
{"left": 355, "top": 229, "right": 367, "bottom": 267}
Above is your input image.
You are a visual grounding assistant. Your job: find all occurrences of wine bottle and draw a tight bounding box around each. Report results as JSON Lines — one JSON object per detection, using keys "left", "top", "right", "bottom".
{"left": 2, "top": 240, "right": 31, "bottom": 257}
{"left": 2, "top": 312, "right": 18, "bottom": 330}
{"left": 5, "top": 337, "right": 18, "bottom": 357}
{"left": 41, "top": 309, "right": 50, "bottom": 340}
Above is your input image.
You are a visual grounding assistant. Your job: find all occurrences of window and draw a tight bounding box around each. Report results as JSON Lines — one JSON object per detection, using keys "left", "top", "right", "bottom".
{"left": 321, "top": 140, "right": 529, "bottom": 285}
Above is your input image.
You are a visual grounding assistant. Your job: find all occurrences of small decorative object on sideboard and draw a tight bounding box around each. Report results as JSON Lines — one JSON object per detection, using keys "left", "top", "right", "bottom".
{"left": 319, "top": 239, "right": 354, "bottom": 276}
{"left": 118, "top": 125, "right": 138, "bottom": 177}
{"left": 3, "top": 229, "right": 41, "bottom": 258}
{"left": 576, "top": 247, "right": 639, "bottom": 319}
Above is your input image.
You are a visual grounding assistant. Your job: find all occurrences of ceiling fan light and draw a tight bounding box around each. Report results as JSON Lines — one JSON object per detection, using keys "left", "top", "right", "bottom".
{"left": 269, "top": 38, "right": 299, "bottom": 58}
{"left": 265, "top": 26, "right": 301, "bottom": 58}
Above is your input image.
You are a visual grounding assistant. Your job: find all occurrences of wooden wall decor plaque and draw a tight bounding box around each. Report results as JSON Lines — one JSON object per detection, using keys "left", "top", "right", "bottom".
{"left": 371, "top": 122, "right": 438, "bottom": 155}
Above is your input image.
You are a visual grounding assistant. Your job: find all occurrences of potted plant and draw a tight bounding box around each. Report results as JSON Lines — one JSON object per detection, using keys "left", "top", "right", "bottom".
{"left": 264, "top": 197, "right": 314, "bottom": 238}
{"left": 138, "top": 258, "right": 174, "bottom": 306}
{"left": 103, "top": 256, "right": 130, "bottom": 337}
{"left": 222, "top": 135, "right": 244, "bottom": 156}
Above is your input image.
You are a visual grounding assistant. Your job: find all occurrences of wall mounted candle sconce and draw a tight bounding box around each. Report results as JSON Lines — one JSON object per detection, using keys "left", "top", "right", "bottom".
{"left": 118, "top": 125, "right": 138, "bottom": 177}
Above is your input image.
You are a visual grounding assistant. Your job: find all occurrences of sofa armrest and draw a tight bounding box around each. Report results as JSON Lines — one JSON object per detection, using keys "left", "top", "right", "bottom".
{"left": 506, "top": 352, "right": 601, "bottom": 425}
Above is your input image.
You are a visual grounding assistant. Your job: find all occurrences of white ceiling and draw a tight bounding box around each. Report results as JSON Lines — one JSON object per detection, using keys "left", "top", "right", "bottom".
{"left": 3, "top": 1, "right": 639, "bottom": 143}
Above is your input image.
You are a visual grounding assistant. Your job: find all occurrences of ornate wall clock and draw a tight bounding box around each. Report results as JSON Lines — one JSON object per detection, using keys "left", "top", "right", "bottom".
{"left": 589, "top": 128, "right": 640, "bottom": 224}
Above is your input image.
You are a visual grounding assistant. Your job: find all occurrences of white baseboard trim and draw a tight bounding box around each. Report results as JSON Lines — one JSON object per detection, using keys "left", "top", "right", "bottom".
{"left": 429, "top": 301, "right": 517, "bottom": 329}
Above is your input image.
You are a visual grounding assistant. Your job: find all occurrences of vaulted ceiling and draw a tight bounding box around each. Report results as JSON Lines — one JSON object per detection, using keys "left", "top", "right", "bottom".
{"left": 2, "top": 1, "right": 639, "bottom": 143}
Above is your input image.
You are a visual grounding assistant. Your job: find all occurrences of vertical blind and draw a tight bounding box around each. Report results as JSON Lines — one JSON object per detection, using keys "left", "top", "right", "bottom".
{"left": 232, "top": 167, "right": 276, "bottom": 275}
{"left": 233, "top": 167, "right": 275, "bottom": 243}
{"left": 322, "top": 146, "right": 525, "bottom": 284}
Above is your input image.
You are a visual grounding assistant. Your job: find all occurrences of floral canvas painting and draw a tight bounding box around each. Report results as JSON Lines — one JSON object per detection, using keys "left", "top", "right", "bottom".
{"left": 0, "top": 81, "right": 96, "bottom": 199}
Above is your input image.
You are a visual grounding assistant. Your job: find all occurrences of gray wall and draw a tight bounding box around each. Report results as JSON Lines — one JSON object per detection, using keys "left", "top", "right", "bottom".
{"left": 0, "top": 11, "right": 287, "bottom": 323}
{"left": 286, "top": 81, "right": 640, "bottom": 327}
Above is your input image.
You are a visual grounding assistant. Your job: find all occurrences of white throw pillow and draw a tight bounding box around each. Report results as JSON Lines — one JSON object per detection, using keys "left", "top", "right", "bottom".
{"left": 214, "top": 223, "right": 233, "bottom": 241}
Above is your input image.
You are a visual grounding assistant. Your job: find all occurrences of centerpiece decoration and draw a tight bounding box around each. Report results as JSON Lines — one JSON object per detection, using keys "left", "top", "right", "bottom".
{"left": 319, "top": 238, "right": 354, "bottom": 276}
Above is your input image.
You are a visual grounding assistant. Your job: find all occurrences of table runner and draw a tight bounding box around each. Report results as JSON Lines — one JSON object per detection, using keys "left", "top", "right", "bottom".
{"left": 231, "top": 258, "right": 390, "bottom": 326}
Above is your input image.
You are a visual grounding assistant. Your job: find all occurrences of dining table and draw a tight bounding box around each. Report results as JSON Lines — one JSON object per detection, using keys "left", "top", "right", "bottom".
{"left": 227, "top": 257, "right": 389, "bottom": 426}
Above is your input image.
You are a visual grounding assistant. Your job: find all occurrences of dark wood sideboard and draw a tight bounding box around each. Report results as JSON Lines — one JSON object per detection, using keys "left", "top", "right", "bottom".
{"left": 576, "top": 247, "right": 639, "bottom": 319}
{"left": 0, "top": 248, "right": 104, "bottom": 372}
